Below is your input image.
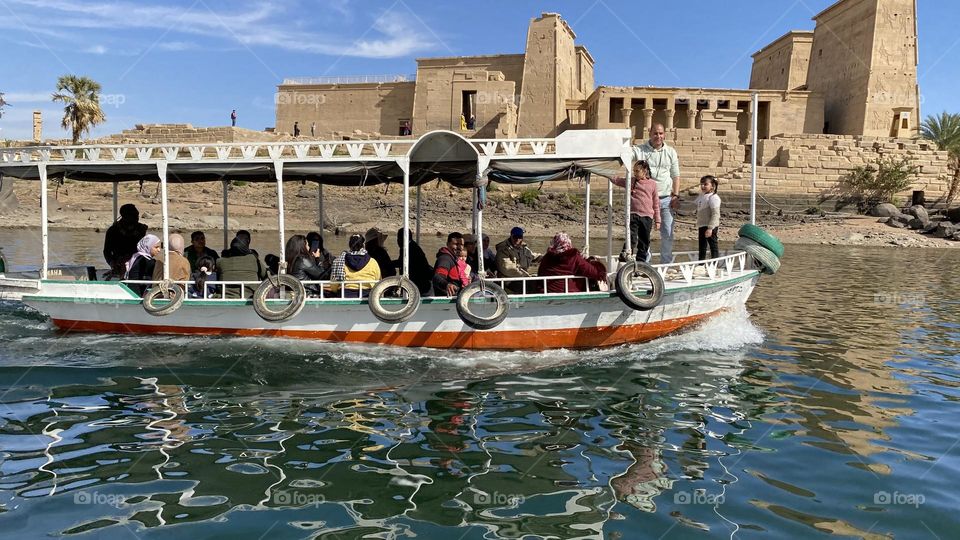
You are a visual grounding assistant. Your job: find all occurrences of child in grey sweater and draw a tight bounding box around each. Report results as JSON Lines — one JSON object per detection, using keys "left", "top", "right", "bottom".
{"left": 695, "top": 175, "right": 721, "bottom": 260}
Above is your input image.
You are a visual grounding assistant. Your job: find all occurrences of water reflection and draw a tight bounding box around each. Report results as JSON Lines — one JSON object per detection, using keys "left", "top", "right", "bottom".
{"left": 0, "top": 244, "right": 959, "bottom": 538}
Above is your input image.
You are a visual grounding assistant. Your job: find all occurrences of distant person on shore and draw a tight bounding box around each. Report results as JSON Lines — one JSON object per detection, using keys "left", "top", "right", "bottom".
{"left": 612, "top": 159, "right": 660, "bottom": 262}
{"left": 537, "top": 232, "right": 608, "bottom": 293}
{"left": 152, "top": 233, "right": 191, "bottom": 286}
{"left": 696, "top": 175, "right": 721, "bottom": 261}
{"left": 103, "top": 203, "right": 147, "bottom": 279}
{"left": 634, "top": 123, "right": 681, "bottom": 263}
{"left": 293, "top": 121, "right": 300, "bottom": 137}
{"left": 310, "top": 121, "right": 316, "bottom": 138}
{"left": 394, "top": 228, "right": 433, "bottom": 295}
{"left": 186, "top": 230, "right": 219, "bottom": 272}
{"left": 467, "top": 115, "right": 476, "bottom": 130}
{"left": 125, "top": 234, "right": 161, "bottom": 296}
{"left": 495, "top": 226, "right": 541, "bottom": 293}
{"left": 432, "top": 232, "right": 466, "bottom": 297}
{"left": 230, "top": 109, "right": 237, "bottom": 127}
{"left": 459, "top": 114, "right": 467, "bottom": 131}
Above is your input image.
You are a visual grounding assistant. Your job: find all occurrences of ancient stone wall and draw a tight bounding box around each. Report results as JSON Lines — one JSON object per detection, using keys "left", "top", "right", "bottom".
{"left": 275, "top": 81, "right": 415, "bottom": 139}
{"left": 750, "top": 32, "right": 814, "bottom": 91}
{"left": 517, "top": 14, "right": 560, "bottom": 137}
{"left": 103, "top": 124, "right": 282, "bottom": 144}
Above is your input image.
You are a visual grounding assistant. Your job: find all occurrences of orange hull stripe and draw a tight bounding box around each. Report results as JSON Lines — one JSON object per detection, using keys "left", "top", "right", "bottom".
{"left": 51, "top": 311, "right": 720, "bottom": 350}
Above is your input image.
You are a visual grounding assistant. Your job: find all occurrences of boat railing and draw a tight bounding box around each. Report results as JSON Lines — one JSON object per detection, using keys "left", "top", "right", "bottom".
{"left": 646, "top": 250, "right": 751, "bottom": 285}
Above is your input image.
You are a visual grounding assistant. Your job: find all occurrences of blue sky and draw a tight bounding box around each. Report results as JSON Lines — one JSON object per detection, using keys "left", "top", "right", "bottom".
{"left": 0, "top": 0, "right": 957, "bottom": 141}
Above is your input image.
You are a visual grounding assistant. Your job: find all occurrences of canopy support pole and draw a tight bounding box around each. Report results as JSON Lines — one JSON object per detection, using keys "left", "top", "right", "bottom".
{"left": 112, "top": 181, "right": 118, "bottom": 221}
{"left": 222, "top": 180, "right": 229, "bottom": 250}
{"left": 584, "top": 173, "right": 591, "bottom": 257}
{"left": 472, "top": 189, "right": 478, "bottom": 234}
{"left": 751, "top": 92, "right": 758, "bottom": 226}
{"left": 39, "top": 164, "right": 48, "bottom": 280}
{"left": 274, "top": 161, "right": 286, "bottom": 273}
{"left": 476, "top": 157, "right": 490, "bottom": 276}
{"left": 624, "top": 164, "right": 633, "bottom": 260}
{"left": 399, "top": 158, "right": 410, "bottom": 277}
{"left": 607, "top": 177, "right": 613, "bottom": 268}
{"left": 415, "top": 185, "right": 422, "bottom": 245}
{"left": 318, "top": 182, "right": 324, "bottom": 235}
{"left": 157, "top": 161, "right": 170, "bottom": 281}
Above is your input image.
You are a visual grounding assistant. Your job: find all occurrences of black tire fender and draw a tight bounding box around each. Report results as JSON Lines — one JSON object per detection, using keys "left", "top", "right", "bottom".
{"left": 456, "top": 281, "right": 509, "bottom": 330}
{"left": 368, "top": 276, "right": 421, "bottom": 323}
{"left": 615, "top": 261, "right": 665, "bottom": 311}
{"left": 253, "top": 274, "right": 307, "bottom": 323}
{"left": 143, "top": 281, "right": 185, "bottom": 317}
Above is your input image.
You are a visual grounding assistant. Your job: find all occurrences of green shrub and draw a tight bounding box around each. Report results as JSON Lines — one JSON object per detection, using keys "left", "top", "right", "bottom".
{"left": 233, "top": 180, "right": 248, "bottom": 187}
{"left": 519, "top": 188, "right": 540, "bottom": 206}
{"left": 840, "top": 156, "right": 918, "bottom": 213}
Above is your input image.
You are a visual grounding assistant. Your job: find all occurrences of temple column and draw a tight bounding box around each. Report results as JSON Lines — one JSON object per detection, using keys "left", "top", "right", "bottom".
{"left": 687, "top": 109, "right": 698, "bottom": 129}
{"left": 620, "top": 107, "right": 634, "bottom": 139}
{"left": 664, "top": 108, "right": 676, "bottom": 131}
{"left": 642, "top": 108, "right": 655, "bottom": 133}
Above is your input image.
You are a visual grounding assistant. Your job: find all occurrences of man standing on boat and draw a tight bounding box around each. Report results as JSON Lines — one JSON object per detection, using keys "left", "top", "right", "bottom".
{"left": 102, "top": 203, "right": 147, "bottom": 279}
{"left": 633, "top": 124, "right": 680, "bottom": 263}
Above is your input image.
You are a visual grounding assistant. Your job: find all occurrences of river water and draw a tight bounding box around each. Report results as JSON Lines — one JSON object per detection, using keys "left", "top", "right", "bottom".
{"left": 0, "top": 229, "right": 958, "bottom": 538}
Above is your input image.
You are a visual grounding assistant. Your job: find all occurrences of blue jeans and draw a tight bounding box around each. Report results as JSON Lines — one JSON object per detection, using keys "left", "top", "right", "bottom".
{"left": 659, "top": 198, "right": 675, "bottom": 263}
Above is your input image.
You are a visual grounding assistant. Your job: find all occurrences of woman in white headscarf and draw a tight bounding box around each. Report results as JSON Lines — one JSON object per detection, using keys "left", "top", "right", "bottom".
{"left": 126, "top": 234, "right": 161, "bottom": 295}
{"left": 153, "top": 233, "right": 191, "bottom": 288}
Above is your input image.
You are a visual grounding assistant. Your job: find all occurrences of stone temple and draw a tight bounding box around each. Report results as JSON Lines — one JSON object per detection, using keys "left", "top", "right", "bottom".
{"left": 275, "top": 0, "right": 920, "bottom": 142}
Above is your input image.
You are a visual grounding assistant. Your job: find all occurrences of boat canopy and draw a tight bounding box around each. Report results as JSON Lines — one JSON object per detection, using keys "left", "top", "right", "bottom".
{"left": 0, "top": 129, "right": 631, "bottom": 188}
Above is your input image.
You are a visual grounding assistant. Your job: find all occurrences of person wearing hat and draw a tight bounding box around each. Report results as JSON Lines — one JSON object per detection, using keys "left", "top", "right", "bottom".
{"left": 365, "top": 227, "right": 396, "bottom": 279}
{"left": 103, "top": 203, "right": 148, "bottom": 279}
{"left": 495, "top": 226, "right": 541, "bottom": 293}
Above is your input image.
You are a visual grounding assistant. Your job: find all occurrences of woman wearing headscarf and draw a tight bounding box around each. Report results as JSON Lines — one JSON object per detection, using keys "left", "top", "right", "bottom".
{"left": 216, "top": 234, "right": 263, "bottom": 299}
{"left": 535, "top": 232, "right": 608, "bottom": 293}
{"left": 126, "top": 234, "right": 161, "bottom": 296}
{"left": 152, "top": 233, "right": 191, "bottom": 287}
{"left": 330, "top": 234, "right": 381, "bottom": 298}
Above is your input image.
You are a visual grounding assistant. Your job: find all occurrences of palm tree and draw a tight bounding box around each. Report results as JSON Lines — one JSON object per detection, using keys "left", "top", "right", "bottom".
{"left": 0, "top": 92, "right": 8, "bottom": 119}
{"left": 921, "top": 112, "right": 960, "bottom": 205}
{"left": 51, "top": 75, "right": 106, "bottom": 144}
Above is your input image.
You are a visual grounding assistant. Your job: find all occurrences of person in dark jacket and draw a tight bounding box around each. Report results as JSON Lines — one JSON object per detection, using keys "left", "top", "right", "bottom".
{"left": 432, "top": 232, "right": 466, "bottom": 297}
{"left": 364, "top": 227, "right": 396, "bottom": 279}
{"left": 305, "top": 231, "right": 333, "bottom": 280}
{"left": 536, "top": 232, "right": 608, "bottom": 293}
{"left": 125, "top": 234, "right": 161, "bottom": 296}
{"left": 285, "top": 234, "right": 327, "bottom": 296}
{"left": 186, "top": 230, "right": 219, "bottom": 272}
{"left": 216, "top": 235, "right": 263, "bottom": 298}
{"left": 103, "top": 203, "right": 147, "bottom": 279}
{"left": 394, "top": 228, "right": 433, "bottom": 295}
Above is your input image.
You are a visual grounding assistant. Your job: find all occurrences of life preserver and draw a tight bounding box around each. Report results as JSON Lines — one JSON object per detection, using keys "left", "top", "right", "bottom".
{"left": 615, "top": 261, "right": 664, "bottom": 311}
{"left": 456, "top": 281, "right": 509, "bottom": 330}
{"left": 737, "top": 224, "right": 785, "bottom": 258}
{"left": 368, "top": 276, "right": 421, "bottom": 323}
{"left": 734, "top": 237, "right": 781, "bottom": 275}
{"left": 142, "top": 280, "right": 185, "bottom": 316}
{"left": 253, "top": 274, "right": 307, "bottom": 322}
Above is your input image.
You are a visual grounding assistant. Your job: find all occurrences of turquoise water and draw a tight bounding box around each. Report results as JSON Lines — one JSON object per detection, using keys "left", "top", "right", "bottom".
{"left": 1, "top": 231, "right": 958, "bottom": 538}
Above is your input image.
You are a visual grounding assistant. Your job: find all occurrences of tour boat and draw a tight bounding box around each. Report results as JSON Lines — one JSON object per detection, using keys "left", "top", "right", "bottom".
{"left": 0, "top": 122, "right": 782, "bottom": 350}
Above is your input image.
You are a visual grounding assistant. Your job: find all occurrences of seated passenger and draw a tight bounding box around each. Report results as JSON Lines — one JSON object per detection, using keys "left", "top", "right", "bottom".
{"left": 152, "top": 233, "right": 191, "bottom": 287}
{"left": 432, "top": 232, "right": 466, "bottom": 297}
{"left": 394, "top": 228, "right": 433, "bottom": 295}
{"left": 186, "top": 230, "right": 219, "bottom": 272}
{"left": 536, "top": 232, "right": 608, "bottom": 293}
{"left": 264, "top": 254, "right": 281, "bottom": 277}
{"left": 103, "top": 203, "right": 147, "bottom": 279}
{"left": 221, "top": 230, "right": 263, "bottom": 275}
{"left": 365, "top": 227, "right": 396, "bottom": 279}
{"left": 458, "top": 247, "right": 473, "bottom": 286}
{"left": 330, "top": 234, "right": 381, "bottom": 298}
{"left": 125, "top": 234, "right": 161, "bottom": 296}
{"left": 216, "top": 235, "right": 263, "bottom": 299}
{"left": 190, "top": 255, "right": 217, "bottom": 298}
{"left": 306, "top": 231, "right": 333, "bottom": 280}
{"left": 285, "top": 234, "right": 327, "bottom": 296}
{"left": 495, "top": 226, "right": 541, "bottom": 293}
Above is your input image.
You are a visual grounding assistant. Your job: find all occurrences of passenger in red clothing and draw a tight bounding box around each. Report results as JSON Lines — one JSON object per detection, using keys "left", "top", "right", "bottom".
{"left": 536, "top": 232, "right": 608, "bottom": 293}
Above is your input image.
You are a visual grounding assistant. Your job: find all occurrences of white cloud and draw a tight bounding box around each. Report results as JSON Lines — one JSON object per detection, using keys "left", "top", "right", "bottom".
{"left": 1, "top": 0, "right": 437, "bottom": 58}
{"left": 84, "top": 44, "right": 107, "bottom": 54}
{"left": 2, "top": 91, "right": 55, "bottom": 103}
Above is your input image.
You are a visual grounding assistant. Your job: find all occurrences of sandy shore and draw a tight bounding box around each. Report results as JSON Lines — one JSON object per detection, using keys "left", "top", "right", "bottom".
{"left": 0, "top": 180, "right": 956, "bottom": 249}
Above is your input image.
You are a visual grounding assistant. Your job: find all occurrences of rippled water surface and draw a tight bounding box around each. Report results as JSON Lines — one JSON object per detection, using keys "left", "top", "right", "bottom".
{"left": 1, "top": 230, "right": 959, "bottom": 538}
